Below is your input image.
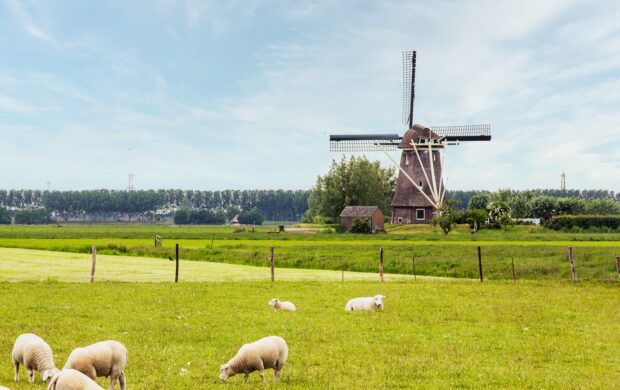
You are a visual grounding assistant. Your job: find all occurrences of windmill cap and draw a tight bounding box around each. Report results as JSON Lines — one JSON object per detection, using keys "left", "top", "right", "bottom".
{"left": 398, "top": 124, "right": 442, "bottom": 149}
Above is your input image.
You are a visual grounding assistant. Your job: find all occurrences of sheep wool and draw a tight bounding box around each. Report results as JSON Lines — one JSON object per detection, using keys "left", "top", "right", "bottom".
{"left": 0, "top": 386, "right": 11, "bottom": 390}
{"left": 268, "top": 298, "right": 296, "bottom": 312}
{"left": 64, "top": 340, "right": 127, "bottom": 390}
{"left": 345, "top": 295, "right": 386, "bottom": 311}
{"left": 12, "top": 333, "right": 60, "bottom": 383}
{"left": 47, "top": 369, "right": 104, "bottom": 390}
{"left": 220, "top": 336, "right": 288, "bottom": 384}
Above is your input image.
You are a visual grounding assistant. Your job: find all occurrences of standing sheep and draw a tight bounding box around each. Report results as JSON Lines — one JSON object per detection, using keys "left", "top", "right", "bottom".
{"left": 47, "top": 369, "right": 104, "bottom": 390}
{"left": 64, "top": 340, "right": 127, "bottom": 390}
{"left": 345, "top": 295, "right": 386, "bottom": 311}
{"left": 12, "top": 333, "right": 60, "bottom": 383}
{"left": 219, "top": 336, "right": 288, "bottom": 384}
{"left": 268, "top": 298, "right": 296, "bottom": 312}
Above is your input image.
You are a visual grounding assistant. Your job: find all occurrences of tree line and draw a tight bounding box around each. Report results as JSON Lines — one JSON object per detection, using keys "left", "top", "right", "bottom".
{"left": 0, "top": 189, "right": 309, "bottom": 221}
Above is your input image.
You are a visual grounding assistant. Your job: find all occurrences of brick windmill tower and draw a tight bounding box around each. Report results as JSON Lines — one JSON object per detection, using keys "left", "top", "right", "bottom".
{"left": 330, "top": 51, "right": 491, "bottom": 224}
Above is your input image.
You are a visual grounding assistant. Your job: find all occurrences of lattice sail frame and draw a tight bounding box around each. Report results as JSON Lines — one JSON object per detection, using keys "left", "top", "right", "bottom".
{"left": 402, "top": 50, "right": 416, "bottom": 127}
{"left": 329, "top": 124, "right": 491, "bottom": 152}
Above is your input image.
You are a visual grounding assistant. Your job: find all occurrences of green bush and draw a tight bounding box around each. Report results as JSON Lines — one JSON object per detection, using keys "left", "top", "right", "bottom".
{"left": 350, "top": 218, "right": 371, "bottom": 233}
{"left": 238, "top": 207, "right": 264, "bottom": 225}
{"left": 548, "top": 215, "right": 620, "bottom": 230}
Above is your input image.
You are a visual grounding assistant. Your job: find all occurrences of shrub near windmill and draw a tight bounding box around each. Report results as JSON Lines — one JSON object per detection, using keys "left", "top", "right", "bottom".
{"left": 330, "top": 50, "right": 492, "bottom": 224}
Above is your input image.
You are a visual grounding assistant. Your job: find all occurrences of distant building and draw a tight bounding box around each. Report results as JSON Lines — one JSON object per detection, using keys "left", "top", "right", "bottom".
{"left": 229, "top": 215, "right": 239, "bottom": 225}
{"left": 339, "top": 206, "right": 385, "bottom": 233}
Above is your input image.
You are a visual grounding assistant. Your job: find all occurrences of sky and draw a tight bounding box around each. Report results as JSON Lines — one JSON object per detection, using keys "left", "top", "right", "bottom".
{"left": 0, "top": 0, "right": 619, "bottom": 191}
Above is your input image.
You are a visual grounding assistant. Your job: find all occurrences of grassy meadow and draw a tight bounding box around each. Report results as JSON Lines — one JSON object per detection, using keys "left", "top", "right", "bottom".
{"left": 0, "top": 224, "right": 618, "bottom": 281}
{"left": 1, "top": 281, "right": 618, "bottom": 389}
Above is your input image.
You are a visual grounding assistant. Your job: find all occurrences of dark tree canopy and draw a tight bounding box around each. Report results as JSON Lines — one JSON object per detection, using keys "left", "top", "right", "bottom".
{"left": 306, "top": 156, "right": 396, "bottom": 222}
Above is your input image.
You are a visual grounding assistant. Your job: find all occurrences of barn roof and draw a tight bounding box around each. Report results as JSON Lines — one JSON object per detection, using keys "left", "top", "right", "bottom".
{"left": 339, "top": 206, "right": 380, "bottom": 218}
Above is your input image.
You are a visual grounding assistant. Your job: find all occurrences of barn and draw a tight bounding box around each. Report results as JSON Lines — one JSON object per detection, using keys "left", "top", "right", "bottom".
{"left": 339, "top": 206, "right": 385, "bottom": 233}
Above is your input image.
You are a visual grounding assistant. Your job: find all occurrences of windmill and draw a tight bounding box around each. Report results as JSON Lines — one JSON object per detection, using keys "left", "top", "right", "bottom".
{"left": 329, "top": 51, "right": 491, "bottom": 224}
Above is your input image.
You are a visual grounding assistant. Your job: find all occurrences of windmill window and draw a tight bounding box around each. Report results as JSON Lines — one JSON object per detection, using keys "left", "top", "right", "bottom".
{"left": 397, "top": 217, "right": 403, "bottom": 224}
{"left": 416, "top": 209, "right": 425, "bottom": 220}
{"left": 419, "top": 181, "right": 423, "bottom": 187}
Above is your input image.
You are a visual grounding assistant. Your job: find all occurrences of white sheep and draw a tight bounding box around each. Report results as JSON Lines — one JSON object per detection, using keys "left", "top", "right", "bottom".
{"left": 0, "top": 386, "right": 11, "bottom": 390}
{"left": 345, "top": 295, "right": 386, "bottom": 311}
{"left": 47, "top": 369, "right": 104, "bottom": 390}
{"left": 64, "top": 340, "right": 127, "bottom": 390}
{"left": 12, "top": 333, "right": 60, "bottom": 383}
{"left": 268, "top": 298, "right": 296, "bottom": 312}
{"left": 219, "top": 336, "right": 288, "bottom": 384}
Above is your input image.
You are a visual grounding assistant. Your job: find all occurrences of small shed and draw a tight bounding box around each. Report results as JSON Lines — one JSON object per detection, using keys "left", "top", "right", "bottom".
{"left": 339, "top": 206, "right": 385, "bottom": 233}
{"left": 229, "top": 215, "right": 239, "bottom": 225}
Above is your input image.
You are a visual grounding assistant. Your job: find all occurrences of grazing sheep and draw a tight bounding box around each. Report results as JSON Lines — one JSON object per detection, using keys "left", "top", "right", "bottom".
{"left": 47, "top": 369, "right": 104, "bottom": 390}
{"left": 12, "top": 333, "right": 60, "bottom": 383}
{"left": 0, "top": 386, "right": 11, "bottom": 390}
{"left": 268, "top": 298, "right": 296, "bottom": 312}
{"left": 220, "top": 336, "right": 288, "bottom": 384}
{"left": 64, "top": 340, "right": 127, "bottom": 390}
{"left": 345, "top": 295, "right": 386, "bottom": 311}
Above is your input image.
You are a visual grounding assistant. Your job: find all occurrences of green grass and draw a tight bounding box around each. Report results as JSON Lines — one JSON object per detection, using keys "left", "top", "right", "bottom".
{"left": 0, "top": 248, "right": 425, "bottom": 283}
{"left": 0, "top": 280, "right": 618, "bottom": 389}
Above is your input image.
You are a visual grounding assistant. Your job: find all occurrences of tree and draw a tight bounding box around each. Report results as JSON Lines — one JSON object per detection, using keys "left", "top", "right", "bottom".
{"left": 468, "top": 193, "right": 491, "bottom": 210}
{"left": 307, "top": 156, "right": 395, "bottom": 221}
{"left": 431, "top": 201, "right": 458, "bottom": 234}
{"left": 465, "top": 209, "right": 488, "bottom": 230}
{"left": 529, "top": 196, "right": 557, "bottom": 225}
{"left": 0, "top": 207, "right": 11, "bottom": 224}
{"left": 487, "top": 201, "right": 512, "bottom": 230}
{"left": 239, "top": 207, "right": 264, "bottom": 225}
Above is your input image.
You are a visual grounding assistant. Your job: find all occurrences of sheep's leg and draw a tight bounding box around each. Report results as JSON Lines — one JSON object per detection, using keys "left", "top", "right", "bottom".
{"left": 27, "top": 368, "right": 34, "bottom": 383}
{"left": 13, "top": 360, "right": 19, "bottom": 382}
{"left": 274, "top": 368, "right": 282, "bottom": 382}
{"left": 119, "top": 372, "right": 126, "bottom": 390}
{"left": 108, "top": 376, "right": 117, "bottom": 390}
{"left": 259, "top": 369, "right": 266, "bottom": 384}
{"left": 242, "top": 373, "right": 249, "bottom": 384}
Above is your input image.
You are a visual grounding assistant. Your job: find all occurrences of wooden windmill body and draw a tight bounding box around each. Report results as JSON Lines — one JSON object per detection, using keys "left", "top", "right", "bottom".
{"left": 329, "top": 51, "right": 491, "bottom": 224}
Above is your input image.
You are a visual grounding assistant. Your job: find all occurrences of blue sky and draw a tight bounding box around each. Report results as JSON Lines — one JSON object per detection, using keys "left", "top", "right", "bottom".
{"left": 1, "top": 0, "right": 619, "bottom": 191}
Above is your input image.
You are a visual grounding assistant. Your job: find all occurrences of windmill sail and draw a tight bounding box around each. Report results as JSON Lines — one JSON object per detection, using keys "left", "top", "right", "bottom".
{"left": 402, "top": 50, "right": 416, "bottom": 128}
{"left": 329, "top": 134, "right": 401, "bottom": 152}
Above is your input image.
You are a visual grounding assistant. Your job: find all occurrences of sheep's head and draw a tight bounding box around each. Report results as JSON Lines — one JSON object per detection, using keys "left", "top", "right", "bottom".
{"left": 219, "top": 364, "right": 233, "bottom": 381}
{"left": 42, "top": 368, "right": 59, "bottom": 381}
{"left": 373, "top": 295, "right": 386, "bottom": 310}
{"left": 268, "top": 298, "right": 279, "bottom": 307}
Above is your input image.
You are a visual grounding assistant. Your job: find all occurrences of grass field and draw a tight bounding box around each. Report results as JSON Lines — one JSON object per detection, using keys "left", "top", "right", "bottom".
{"left": 0, "top": 247, "right": 424, "bottom": 283}
{"left": 0, "top": 280, "right": 618, "bottom": 389}
{"left": 0, "top": 225, "right": 618, "bottom": 388}
{"left": 1, "top": 224, "right": 618, "bottom": 280}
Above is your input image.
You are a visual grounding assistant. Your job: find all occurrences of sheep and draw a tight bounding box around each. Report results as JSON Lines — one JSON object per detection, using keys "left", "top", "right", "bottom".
{"left": 268, "top": 298, "right": 296, "bottom": 312}
{"left": 219, "top": 336, "right": 288, "bottom": 384}
{"left": 345, "top": 295, "right": 386, "bottom": 311}
{"left": 12, "top": 333, "right": 60, "bottom": 383}
{"left": 0, "top": 386, "right": 11, "bottom": 390}
{"left": 47, "top": 369, "right": 104, "bottom": 390}
{"left": 64, "top": 340, "right": 127, "bottom": 390}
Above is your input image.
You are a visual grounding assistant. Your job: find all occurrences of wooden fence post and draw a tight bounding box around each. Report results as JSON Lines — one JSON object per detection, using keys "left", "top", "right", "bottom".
{"left": 477, "top": 246, "right": 483, "bottom": 282}
{"left": 175, "top": 243, "right": 179, "bottom": 283}
{"left": 341, "top": 259, "right": 344, "bottom": 282}
{"left": 567, "top": 247, "right": 577, "bottom": 282}
{"left": 412, "top": 256, "right": 416, "bottom": 281}
{"left": 90, "top": 245, "right": 97, "bottom": 283}
{"left": 270, "top": 246, "right": 275, "bottom": 282}
{"left": 379, "top": 247, "right": 384, "bottom": 282}
{"left": 616, "top": 256, "right": 620, "bottom": 277}
{"left": 511, "top": 256, "right": 516, "bottom": 282}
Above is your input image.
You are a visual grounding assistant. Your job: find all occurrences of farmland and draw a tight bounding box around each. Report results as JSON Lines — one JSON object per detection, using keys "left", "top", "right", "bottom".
{"left": 0, "top": 224, "right": 619, "bottom": 281}
{"left": 1, "top": 280, "right": 618, "bottom": 389}
{"left": 0, "top": 224, "right": 618, "bottom": 388}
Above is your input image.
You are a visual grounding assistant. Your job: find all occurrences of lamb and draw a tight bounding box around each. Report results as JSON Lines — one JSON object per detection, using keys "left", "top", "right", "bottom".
{"left": 64, "top": 340, "right": 127, "bottom": 390}
{"left": 219, "top": 336, "right": 288, "bottom": 384}
{"left": 47, "top": 369, "right": 104, "bottom": 390}
{"left": 12, "top": 333, "right": 60, "bottom": 383}
{"left": 268, "top": 298, "right": 296, "bottom": 312}
{"left": 345, "top": 295, "right": 386, "bottom": 311}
